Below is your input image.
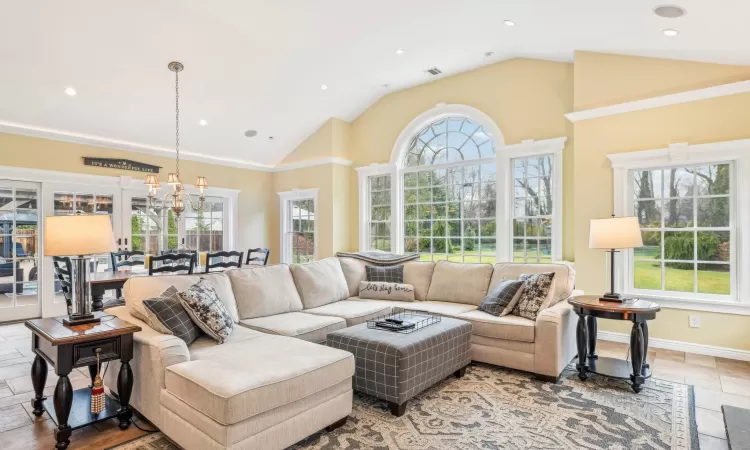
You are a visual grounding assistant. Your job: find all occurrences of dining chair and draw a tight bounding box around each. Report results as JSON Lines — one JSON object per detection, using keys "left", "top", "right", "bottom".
{"left": 204, "top": 251, "right": 244, "bottom": 273}
{"left": 110, "top": 250, "right": 145, "bottom": 299}
{"left": 52, "top": 256, "right": 73, "bottom": 314}
{"left": 246, "top": 248, "right": 270, "bottom": 266}
{"left": 148, "top": 253, "right": 196, "bottom": 275}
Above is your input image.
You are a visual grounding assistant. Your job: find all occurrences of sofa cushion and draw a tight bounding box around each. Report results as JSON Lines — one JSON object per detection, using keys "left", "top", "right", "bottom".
{"left": 425, "top": 261, "right": 493, "bottom": 305}
{"left": 291, "top": 258, "right": 350, "bottom": 309}
{"left": 124, "top": 272, "right": 239, "bottom": 324}
{"left": 477, "top": 279, "right": 524, "bottom": 317}
{"left": 511, "top": 273, "right": 556, "bottom": 321}
{"left": 164, "top": 334, "right": 354, "bottom": 425}
{"left": 178, "top": 279, "right": 234, "bottom": 344}
{"left": 490, "top": 262, "right": 575, "bottom": 305}
{"left": 359, "top": 281, "right": 415, "bottom": 302}
{"left": 457, "top": 310, "right": 535, "bottom": 342}
{"left": 304, "top": 300, "right": 392, "bottom": 326}
{"left": 402, "top": 261, "right": 435, "bottom": 301}
{"left": 365, "top": 265, "right": 404, "bottom": 283}
{"left": 142, "top": 286, "right": 202, "bottom": 345}
{"left": 226, "top": 265, "right": 303, "bottom": 319}
{"left": 239, "top": 312, "right": 346, "bottom": 343}
{"left": 338, "top": 257, "right": 368, "bottom": 297}
{"left": 399, "top": 300, "right": 477, "bottom": 317}
{"left": 189, "top": 326, "right": 266, "bottom": 359}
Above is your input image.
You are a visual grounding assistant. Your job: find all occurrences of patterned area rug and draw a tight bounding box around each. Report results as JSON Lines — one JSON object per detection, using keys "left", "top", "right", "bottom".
{"left": 111, "top": 363, "right": 698, "bottom": 450}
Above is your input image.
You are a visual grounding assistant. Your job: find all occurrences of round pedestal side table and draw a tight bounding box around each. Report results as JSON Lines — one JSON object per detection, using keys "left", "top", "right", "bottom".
{"left": 568, "top": 295, "right": 660, "bottom": 393}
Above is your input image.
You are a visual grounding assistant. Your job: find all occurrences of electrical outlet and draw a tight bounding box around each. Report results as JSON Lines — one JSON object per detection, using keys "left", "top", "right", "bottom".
{"left": 689, "top": 315, "right": 701, "bottom": 328}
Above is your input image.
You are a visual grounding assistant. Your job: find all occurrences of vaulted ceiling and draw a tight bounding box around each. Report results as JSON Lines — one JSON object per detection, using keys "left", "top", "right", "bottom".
{"left": 1, "top": 0, "right": 748, "bottom": 168}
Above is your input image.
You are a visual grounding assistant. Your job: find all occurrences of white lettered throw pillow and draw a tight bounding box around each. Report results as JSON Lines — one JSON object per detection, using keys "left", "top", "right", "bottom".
{"left": 359, "top": 281, "right": 415, "bottom": 302}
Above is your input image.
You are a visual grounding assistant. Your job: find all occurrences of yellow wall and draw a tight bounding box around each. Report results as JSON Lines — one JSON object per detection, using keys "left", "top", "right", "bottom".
{"left": 0, "top": 133, "right": 274, "bottom": 254}
{"left": 572, "top": 51, "right": 750, "bottom": 350}
{"left": 278, "top": 118, "right": 351, "bottom": 166}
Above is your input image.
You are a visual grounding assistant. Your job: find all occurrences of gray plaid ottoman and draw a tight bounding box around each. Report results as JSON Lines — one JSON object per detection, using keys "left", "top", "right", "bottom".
{"left": 326, "top": 316, "right": 472, "bottom": 416}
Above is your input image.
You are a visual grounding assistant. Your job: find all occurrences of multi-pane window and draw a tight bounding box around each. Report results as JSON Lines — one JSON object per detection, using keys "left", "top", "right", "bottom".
{"left": 632, "top": 163, "right": 732, "bottom": 296}
{"left": 402, "top": 117, "right": 497, "bottom": 263}
{"left": 185, "top": 197, "right": 225, "bottom": 252}
{"left": 0, "top": 186, "right": 39, "bottom": 308}
{"left": 369, "top": 175, "right": 391, "bottom": 251}
{"left": 512, "top": 155, "right": 553, "bottom": 263}
{"left": 289, "top": 199, "right": 315, "bottom": 263}
{"left": 130, "top": 197, "right": 178, "bottom": 254}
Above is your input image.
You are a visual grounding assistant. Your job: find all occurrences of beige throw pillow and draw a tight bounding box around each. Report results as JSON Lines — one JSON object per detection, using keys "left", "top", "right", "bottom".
{"left": 358, "top": 281, "right": 415, "bottom": 302}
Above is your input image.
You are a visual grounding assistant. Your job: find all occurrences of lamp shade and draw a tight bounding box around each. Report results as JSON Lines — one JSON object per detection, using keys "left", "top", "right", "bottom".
{"left": 44, "top": 215, "right": 116, "bottom": 256}
{"left": 589, "top": 216, "right": 643, "bottom": 249}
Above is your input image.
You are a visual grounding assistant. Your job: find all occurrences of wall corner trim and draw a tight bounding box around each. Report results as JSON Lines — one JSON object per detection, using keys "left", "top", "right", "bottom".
{"left": 271, "top": 157, "right": 353, "bottom": 172}
{"left": 565, "top": 79, "right": 750, "bottom": 123}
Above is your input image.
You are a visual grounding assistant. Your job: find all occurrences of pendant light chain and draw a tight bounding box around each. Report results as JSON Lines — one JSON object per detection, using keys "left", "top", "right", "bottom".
{"left": 175, "top": 68, "right": 180, "bottom": 180}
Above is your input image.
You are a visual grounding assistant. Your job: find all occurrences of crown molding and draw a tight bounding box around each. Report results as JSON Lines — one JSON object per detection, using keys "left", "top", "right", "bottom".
{"left": 565, "top": 80, "right": 750, "bottom": 123}
{"left": 271, "top": 157, "right": 353, "bottom": 172}
{"left": 0, "top": 120, "right": 276, "bottom": 171}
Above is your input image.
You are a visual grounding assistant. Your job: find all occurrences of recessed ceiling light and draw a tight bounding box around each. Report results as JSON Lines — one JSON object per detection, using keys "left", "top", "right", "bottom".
{"left": 244, "top": 130, "right": 258, "bottom": 138}
{"left": 654, "top": 5, "right": 686, "bottom": 18}
{"left": 662, "top": 29, "right": 679, "bottom": 36}
{"left": 199, "top": 119, "right": 207, "bottom": 126}
{"left": 504, "top": 20, "right": 515, "bottom": 27}
{"left": 395, "top": 48, "right": 404, "bottom": 55}
{"left": 320, "top": 84, "right": 328, "bottom": 91}
{"left": 64, "top": 87, "right": 76, "bottom": 96}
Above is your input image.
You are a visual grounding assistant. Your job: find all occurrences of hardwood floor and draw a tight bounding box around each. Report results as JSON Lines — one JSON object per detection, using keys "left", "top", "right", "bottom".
{"left": 0, "top": 322, "right": 743, "bottom": 449}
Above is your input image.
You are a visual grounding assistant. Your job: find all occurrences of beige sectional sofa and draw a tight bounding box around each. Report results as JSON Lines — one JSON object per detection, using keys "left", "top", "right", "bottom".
{"left": 103, "top": 256, "right": 579, "bottom": 450}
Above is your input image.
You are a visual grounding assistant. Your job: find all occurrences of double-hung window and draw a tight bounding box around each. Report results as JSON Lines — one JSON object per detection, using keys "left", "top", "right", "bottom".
{"left": 609, "top": 140, "right": 750, "bottom": 310}
{"left": 631, "top": 163, "right": 733, "bottom": 298}
{"left": 279, "top": 189, "right": 318, "bottom": 264}
{"left": 511, "top": 155, "right": 554, "bottom": 263}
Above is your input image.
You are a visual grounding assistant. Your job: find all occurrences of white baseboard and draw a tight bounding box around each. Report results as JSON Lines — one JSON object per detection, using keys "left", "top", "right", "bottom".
{"left": 597, "top": 331, "right": 750, "bottom": 362}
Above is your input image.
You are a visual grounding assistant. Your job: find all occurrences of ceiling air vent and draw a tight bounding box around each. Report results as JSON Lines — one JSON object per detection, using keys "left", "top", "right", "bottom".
{"left": 426, "top": 67, "right": 442, "bottom": 76}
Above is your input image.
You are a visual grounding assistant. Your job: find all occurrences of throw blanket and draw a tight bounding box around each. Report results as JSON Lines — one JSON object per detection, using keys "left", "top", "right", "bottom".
{"left": 336, "top": 251, "right": 419, "bottom": 265}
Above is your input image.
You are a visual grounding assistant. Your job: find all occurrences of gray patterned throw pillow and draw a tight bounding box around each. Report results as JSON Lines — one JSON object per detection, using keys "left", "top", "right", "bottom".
{"left": 511, "top": 272, "right": 556, "bottom": 321}
{"left": 477, "top": 280, "right": 525, "bottom": 316}
{"left": 178, "top": 279, "right": 234, "bottom": 344}
{"left": 365, "top": 265, "right": 404, "bottom": 283}
{"left": 143, "top": 286, "right": 202, "bottom": 345}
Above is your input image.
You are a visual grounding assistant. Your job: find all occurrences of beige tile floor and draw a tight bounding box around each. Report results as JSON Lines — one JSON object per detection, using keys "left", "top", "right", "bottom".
{"left": 0, "top": 322, "right": 745, "bottom": 449}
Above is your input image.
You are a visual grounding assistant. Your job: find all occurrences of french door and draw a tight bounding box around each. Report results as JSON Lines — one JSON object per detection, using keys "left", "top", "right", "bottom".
{"left": 0, "top": 181, "right": 42, "bottom": 322}
{"left": 41, "top": 183, "right": 123, "bottom": 318}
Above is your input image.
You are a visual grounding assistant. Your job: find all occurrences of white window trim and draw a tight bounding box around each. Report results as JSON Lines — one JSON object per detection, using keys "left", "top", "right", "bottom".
{"left": 609, "top": 139, "right": 750, "bottom": 314}
{"left": 278, "top": 188, "right": 319, "bottom": 264}
{"left": 497, "top": 137, "right": 566, "bottom": 262}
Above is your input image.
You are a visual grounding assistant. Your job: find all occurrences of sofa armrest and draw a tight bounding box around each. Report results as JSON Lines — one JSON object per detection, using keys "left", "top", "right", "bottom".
{"left": 103, "top": 306, "right": 190, "bottom": 426}
{"left": 533, "top": 300, "right": 578, "bottom": 379}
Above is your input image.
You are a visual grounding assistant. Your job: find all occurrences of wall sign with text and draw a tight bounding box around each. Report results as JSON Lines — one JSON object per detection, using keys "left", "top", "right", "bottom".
{"left": 83, "top": 157, "right": 161, "bottom": 173}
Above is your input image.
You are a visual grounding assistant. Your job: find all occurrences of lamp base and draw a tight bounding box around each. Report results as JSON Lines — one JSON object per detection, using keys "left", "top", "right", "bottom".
{"left": 63, "top": 314, "right": 101, "bottom": 326}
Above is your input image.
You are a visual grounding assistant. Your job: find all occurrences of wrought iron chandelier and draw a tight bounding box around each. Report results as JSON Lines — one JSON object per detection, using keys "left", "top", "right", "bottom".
{"left": 144, "top": 61, "right": 208, "bottom": 219}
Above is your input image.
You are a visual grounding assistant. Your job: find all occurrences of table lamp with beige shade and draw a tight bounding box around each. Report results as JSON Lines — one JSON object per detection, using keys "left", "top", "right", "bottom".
{"left": 589, "top": 215, "right": 643, "bottom": 303}
{"left": 44, "top": 214, "right": 116, "bottom": 326}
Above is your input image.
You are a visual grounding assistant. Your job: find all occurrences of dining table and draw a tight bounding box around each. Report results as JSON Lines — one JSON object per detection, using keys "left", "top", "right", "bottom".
{"left": 89, "top": 265, "right": 228, "bottom": 312}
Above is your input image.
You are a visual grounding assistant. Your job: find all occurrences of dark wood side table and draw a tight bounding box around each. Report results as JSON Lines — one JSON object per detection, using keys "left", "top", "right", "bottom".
{"left": 568, "top": 295, "right": 660, "bottom": 393}
{"left": 25, "top": 312, "right": 141, "bottom": 450}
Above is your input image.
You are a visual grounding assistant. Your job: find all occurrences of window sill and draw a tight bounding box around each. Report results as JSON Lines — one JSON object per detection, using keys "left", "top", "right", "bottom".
{"left": 623, "top": 292, "right": 750, "bottom": 315}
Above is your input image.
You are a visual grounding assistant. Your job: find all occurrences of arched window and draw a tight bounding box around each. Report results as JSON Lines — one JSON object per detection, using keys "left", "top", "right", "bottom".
{"left": 401, "top": 117, "right": 498, "bottom": 263}
{"left": 356, "top": 104, "right": 565, "bottom": 265}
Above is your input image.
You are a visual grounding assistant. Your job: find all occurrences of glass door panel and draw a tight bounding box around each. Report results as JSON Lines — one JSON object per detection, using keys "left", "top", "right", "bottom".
{"left": 42, "top": 185, "right": 122, "bottom": 317}
{"left": 0, "top": 181, "right": 41, "bottom": 322}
